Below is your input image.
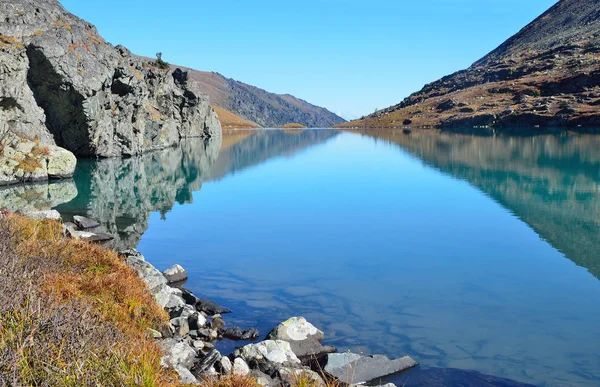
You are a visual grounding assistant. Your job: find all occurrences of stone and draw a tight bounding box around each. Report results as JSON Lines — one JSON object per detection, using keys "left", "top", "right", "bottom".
{"left": 323, "top": 353, "right": 418, "bottom": 385}
{"left": 155, "top": 289, "right": 186, "bottom": 318}
{"left": 181, "top": 288, "right": 200, "bottom": 305}
{"left": 192, "top": 349, "right": 221, "bottom": 376}
{"left": 163, "top": 264, "right": 188, "bottom": 283}
{"left": 196, "top": 298, "right": 231, "bottom": 315}
{"left": 218, "top": 357, "right": 232, "bottom": 374}
{"left": 188, "top": 312, "right": 207, "bottom": 330}
{"left": 192, "top": 340, "right": 205, "bottom": 350}
{"left": 171, "top": 317, "right": 190, "bottom": 337}
{"left": 124, "top": 250, "right": 169, "bottom": 294}
{"left": 210, "top": 316, "right": 226, "bottom": 331}
{"left": 233, "top": 357, "right": 250, "bottom": 376}
{"left": 266, "top": 317, "right": 335, "bottom": 359}
{"left": 160, "top": 339, "right": 198, "bottom": 379}
{"left": 69, "top": 231, "right": 114, "bottom": 242}
{"left": 147, "top": 328, "right": 162, "bottom": 339}
{"left": 72, "top": 215, "right": 100, "bottom": 229}
{"left": 279, "top": 368, "right": 325, "bottom": 387}
{"left": 25, "top": 209, "right": 61, "bottom": 220}
{"left": 234, "top": 340, "right": 301, "bottom": 366}
{"left": 46, "top": 146, "right": 77, "bottom": 179}
{"left": 224, "top": 327, "right": 260, "bottom": 341}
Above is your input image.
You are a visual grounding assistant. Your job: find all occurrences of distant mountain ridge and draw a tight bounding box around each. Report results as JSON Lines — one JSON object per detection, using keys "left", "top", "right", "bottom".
{"left": 172, "top": 67, "right": 346, "bottom": 128}
{"left": 342, "top": 0, "right": 600, "bottom": 131}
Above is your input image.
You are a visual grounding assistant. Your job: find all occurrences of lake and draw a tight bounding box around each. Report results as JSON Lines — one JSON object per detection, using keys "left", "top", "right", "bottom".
{"left": 3, "top": 128, "right": 600, "bottom": 386}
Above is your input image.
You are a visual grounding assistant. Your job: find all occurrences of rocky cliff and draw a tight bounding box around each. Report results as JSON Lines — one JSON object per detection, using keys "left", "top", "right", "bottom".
{"left": 0, "top": 0, "right": 221, "bottom": 164}
{"left": 341, "top": 0, "right": 600, "bottom": 131}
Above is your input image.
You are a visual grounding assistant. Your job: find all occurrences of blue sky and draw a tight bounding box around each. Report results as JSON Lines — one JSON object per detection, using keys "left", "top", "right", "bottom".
{"left": 60, "top": 0, "right": 557, "bottom": 120}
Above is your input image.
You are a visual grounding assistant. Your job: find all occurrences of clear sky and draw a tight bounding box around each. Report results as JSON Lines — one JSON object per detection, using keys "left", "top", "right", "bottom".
{"left": 60, "top": 0, "right": 557, "bottom": 120}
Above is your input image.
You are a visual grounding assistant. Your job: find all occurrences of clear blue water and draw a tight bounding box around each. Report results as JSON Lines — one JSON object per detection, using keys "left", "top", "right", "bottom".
{"left": 7, "top": 129, "right": 600, "bottom": 386}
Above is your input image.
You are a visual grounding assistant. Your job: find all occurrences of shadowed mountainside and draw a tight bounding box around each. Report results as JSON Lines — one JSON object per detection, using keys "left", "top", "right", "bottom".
{"left": 354, "top": 128, "right": 600, "bottom": 279}
{"left": 173, "top": 68, "right": 346, "bottom": 128}
{"left": 342, "top": 0, "right": 600, "bottom": 131}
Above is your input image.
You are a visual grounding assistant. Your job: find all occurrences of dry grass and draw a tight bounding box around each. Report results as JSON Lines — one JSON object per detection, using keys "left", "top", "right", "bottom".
{"left": 29, "top": 29, "right": 45, "bottom": 37}
{"left": 15, "top": 157, "right": 42, "bottom": 174}
{"left": 87, "top": 29, "right": 104, "bottom": 45}
{"left": 200, "top": 373, "right": 261, "bottom": 387}
{"left": 281, "top": 123, "right": 307, "bottom": 129}
{"left": 212, "top": 106, "right": 260, "bottom": 129}
{"left": 290, "top": 371, "right": 344, "bottom": 387}
{"left": 0, "top": 35, "right": 24, "bottom": 50}
{"left": 146, "top": 104, "right": 168, "bottom": 122}
{"left": 0, "top": 215, "right": 180, "bottom": 386}
{"left": 53, "top": 20, "right": 72, "bottom": 32}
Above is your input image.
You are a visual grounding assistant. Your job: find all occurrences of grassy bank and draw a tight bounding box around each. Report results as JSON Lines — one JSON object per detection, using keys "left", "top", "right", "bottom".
{"left": 0, "top": 214, "right": 180, "bottom": 386}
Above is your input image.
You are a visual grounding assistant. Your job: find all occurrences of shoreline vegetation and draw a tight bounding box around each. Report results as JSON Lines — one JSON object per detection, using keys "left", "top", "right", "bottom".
{"left": 0, "top": 212, "right": 418, "bottom": 386}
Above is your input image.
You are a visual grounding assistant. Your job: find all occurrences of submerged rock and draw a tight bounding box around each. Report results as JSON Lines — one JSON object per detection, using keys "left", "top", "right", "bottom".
{"left": 323, "top": 353, "right": 417, "bottom": 385}
{"left": 266, "top": 317, "right": 335, "bottom": 358}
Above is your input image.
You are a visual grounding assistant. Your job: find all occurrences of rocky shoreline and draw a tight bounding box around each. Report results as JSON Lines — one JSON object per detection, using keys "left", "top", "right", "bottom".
{"left": 45, "top": 213, "right": 418, "bottom": 386}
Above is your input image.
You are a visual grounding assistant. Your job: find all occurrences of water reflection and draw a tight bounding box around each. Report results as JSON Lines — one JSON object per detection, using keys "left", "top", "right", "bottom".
{"left": 354, "top": 129, "right": 600, "bottom": 279}
{"left": 51, "top": 129, "right": 338, "bottom": 249}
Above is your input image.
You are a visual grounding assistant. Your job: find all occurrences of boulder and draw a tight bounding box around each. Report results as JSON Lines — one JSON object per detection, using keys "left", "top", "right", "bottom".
{"left": 191, "top": 349, "right": 221, "bottom": 377}
{"left": 224, "top": 327, "right": 260, "bottom": 341}
{"left": 46, "top": 146, "right": 76, "bottom": 179}
{"left": 233, "top": 357, "right": 250, "bottom": 376}
{"left": 218, "top": 357, "right": 232, "bottom": 374}
{"left": 163, "top": 264, "right": 188, "bottom": 283}
{"left": 234, "top": 340, "right": 301, "bottom": 367}
{"left": 266, "top": 317, "right": 335, "bottom": 359}
{"left": 68, "top": 230, "right": 114, "bottom": 242}
{"left": 195, "top": 298, "right": 231, "bottom": 315}
{"left": 155, "top": 289, "right": 186, "bottom": 318}
{"left": 188, "top": 312, "right": 207, "bottom": 330}
{"left": 72, "top": 215, "right": 100, "bottom": 229}
{"left": 123, "top": 250, "right": 169, "bottom": 294}
{"left": 25, "top": 209, "right": 61, "bottom": 220}
{"left": 160, "top": 339, "right": 199, "bottom": 383}
{"left": 323, "top": 353, "right": 417, "bottom": 385}
{"left": 170, "top": 316, "right": 190, "bottom": 337}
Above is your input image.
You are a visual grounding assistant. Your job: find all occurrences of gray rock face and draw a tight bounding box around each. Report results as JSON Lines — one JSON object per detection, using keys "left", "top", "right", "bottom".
{"left": 0, "top": 0, "right": 221, "bottom": 158}
{"left": 266, "top": 317, "right": 335, "bottom": 359}
{"left": 323, "top": 353, "right": 418, "bottom": 385}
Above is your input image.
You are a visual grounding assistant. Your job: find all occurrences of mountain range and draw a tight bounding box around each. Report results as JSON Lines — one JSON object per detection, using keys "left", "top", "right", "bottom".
{"left": 341, "top": 0, "right": 600, "bottom": 131}
{"left": 170, "top": 65, "right": 346, "bottom": 128}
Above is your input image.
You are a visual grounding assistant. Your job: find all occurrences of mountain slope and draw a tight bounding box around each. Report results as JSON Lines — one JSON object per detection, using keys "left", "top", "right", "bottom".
{"left": 211, "top": 106, "right": 260, "bottom": 129}
{"left": 342, "top": 0, "right": 600, "bottom": 131}
{"left": 174, "top": 68, "right": 346, "bottom": 128}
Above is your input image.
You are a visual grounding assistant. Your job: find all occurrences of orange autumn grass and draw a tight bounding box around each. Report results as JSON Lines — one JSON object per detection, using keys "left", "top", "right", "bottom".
{"left": 0, "top": 214, "right": 181, "bottom": 386}
{"left": 0, "top": 214, "right": 327, "bottom": 387}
